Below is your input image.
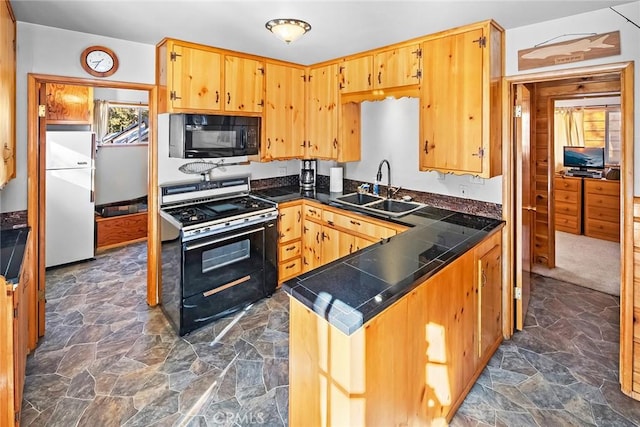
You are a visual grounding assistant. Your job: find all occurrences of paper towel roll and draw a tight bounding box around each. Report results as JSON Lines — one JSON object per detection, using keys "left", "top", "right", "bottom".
{"left": 330, "top": 167, "right": 343, "bottom": 193}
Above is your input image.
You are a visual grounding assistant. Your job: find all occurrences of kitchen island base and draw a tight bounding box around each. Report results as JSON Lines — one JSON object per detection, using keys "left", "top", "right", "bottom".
{"left": 288, "top": 229, "right": 503, "bottom": 426}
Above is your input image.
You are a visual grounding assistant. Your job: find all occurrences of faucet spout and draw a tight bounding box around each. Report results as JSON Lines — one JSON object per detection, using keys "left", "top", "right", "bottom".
{"left": 376, "top": 159, "right": 392, "bottom": 198}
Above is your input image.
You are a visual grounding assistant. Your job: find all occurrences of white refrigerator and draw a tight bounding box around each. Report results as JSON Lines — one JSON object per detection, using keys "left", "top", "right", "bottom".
{"left": 45, "top": 131, "right": 96, "bottom": 267}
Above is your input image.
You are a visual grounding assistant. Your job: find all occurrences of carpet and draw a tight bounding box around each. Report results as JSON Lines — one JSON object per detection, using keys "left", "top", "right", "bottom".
{"left": 531, "top": 231, "right": 621, "bottom": 296}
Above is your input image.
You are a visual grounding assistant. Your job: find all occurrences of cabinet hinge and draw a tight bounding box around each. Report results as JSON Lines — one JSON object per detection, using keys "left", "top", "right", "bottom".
{"left": 170, "top": 51, "right": 182, "bottom": 61}
{"left": 170, "top": 91, "right": 182, "bottom": 101}
{"left": 412, "top": 48, "right": 422, "bottom": 58}
{"left": 514, "top": 287, "right": 522, "bottom": 300}
{"left": 473, "top": 36, "right": 487, "bottom": 48}
{"left": 38, "top": 104, "right": 47, "bottom": 117}
{"left": 412, "top": 69, "right": 422, "bottom": 80}
{"left": 514, "top": 105, "right": 522, "bottom": 118}
{"left": 471, "top": 147, "right": 485, "bottom": 158}
{"left": 258, "top": 67, "right": 264, "bottom": 75}
{"left": 13, "top": 307, "right": 18, "bottom": 318}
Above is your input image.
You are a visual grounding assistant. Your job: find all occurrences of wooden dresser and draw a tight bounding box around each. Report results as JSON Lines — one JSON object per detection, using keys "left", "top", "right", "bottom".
{"left": 554, "top": 175, "right": 582, "bottom": 234}
{"left": 583, "top": 178, "right": 620, "bottom": 242}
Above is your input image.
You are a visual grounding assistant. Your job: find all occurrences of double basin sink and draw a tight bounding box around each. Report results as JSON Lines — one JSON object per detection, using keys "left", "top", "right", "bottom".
{"left": 333, "top": 192, "right": 425, "bottom": 217}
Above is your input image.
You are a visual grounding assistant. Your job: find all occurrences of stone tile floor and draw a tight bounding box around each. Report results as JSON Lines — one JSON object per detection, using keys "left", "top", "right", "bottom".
{"left": 20, "top": 242, "right": 640, "bottom": 426}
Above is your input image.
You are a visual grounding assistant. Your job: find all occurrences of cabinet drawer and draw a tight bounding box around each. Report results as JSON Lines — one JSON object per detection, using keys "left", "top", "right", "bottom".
{"left": 555, "top": 177, "right": 580, "bottom": 192}
{"left": 587, "top": 205, "right": 620, "bottom": 223}
{"left": 585, "top": 218, "right": 620, "bottom": 242}
{"left": 556, "top": 214, "right": 580, "bottom": 234}
{"left": 329, "top": 213, "right": 396, "bottom": 240}
{"left": 555, "top": 201, "right": 579, "bottom": 216}
{"left": 279, "top": 240, "right": 302, "bottom": 262}
{"left": 279, "top": 257, "right": 302, "bottom": 282}
{"left": 555, "top": 189, "right": 579, "bottom": 204}
{"left": 585, "top": 193, "right": 619, "bottom": 210}
{"left": 304, "top": 204, "right": 323, "bottom": 220}
{"left": 584, "top": 179, "right": 619, "bottom": 197}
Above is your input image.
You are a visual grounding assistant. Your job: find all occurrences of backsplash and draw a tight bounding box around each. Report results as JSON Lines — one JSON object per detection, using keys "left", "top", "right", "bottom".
{"left": 0, "top": 210, "right": 28, "bottom": 229}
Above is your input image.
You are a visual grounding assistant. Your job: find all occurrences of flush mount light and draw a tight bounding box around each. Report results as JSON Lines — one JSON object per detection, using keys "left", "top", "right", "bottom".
{"left": 265, "top": 18, "right": 311, "bottom": 44}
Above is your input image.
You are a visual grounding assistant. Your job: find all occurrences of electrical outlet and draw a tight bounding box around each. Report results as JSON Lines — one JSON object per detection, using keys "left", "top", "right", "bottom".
{"left": 278, "top": 167, "right": 287, "bottom": 177}
{"left": 470, "top": 175, "right": 484, "bottom": 185}
{"left": 459, "top": 185, "right": 468, "bottom": 197}
{"left": 437, "top": 172, "right": 445, "bottom": 181}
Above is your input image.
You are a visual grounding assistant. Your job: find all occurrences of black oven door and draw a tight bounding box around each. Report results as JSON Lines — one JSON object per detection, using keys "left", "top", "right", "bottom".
{"left": 180, "top": 224, "right": 269, "bottom": 333}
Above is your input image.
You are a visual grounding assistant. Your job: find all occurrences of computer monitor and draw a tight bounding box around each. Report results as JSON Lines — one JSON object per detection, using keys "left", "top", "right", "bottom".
{"left": 563, "top": 146, "right": 605, "bottom": 171}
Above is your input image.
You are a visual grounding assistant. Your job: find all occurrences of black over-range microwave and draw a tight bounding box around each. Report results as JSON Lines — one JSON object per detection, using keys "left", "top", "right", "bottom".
{"left": 169, "top": 114, "right": 260, "bottom": 158}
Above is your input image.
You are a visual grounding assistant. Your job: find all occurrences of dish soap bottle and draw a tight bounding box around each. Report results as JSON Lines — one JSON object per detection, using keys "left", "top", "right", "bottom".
{"left": 373, "top": 180, "right": 380, "bottom": 196}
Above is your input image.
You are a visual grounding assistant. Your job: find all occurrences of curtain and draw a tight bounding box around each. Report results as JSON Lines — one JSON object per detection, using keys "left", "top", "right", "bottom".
{"left": 554, "top": 107, "right": 584, "bottom": 172}
{"left": 93, "top": 99, "right": 110, "bottom": 143}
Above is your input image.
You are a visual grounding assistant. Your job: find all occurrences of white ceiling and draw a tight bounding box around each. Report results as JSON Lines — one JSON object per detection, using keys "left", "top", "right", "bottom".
{"left": 9, "top": 0, "right": 635, "bottom": 65}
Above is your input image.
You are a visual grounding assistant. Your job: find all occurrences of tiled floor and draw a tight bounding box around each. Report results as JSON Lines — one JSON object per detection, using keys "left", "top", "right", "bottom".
{"left": 21, "top": 242, "right": 640, "bottom": 426}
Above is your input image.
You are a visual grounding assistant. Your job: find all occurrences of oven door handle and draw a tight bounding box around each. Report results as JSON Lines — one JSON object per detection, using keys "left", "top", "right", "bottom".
{"left": 184, "top": 226, "right": 265, "bottom": 251}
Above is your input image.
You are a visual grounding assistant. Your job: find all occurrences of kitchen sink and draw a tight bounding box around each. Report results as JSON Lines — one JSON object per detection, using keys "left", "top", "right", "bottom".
{"left": 335, "top": 192, "right": 384, "bottom": 206}
{"left": 333, "top": 193, "right": 425, "bottom": 217}
{"left": 366, "top": 199, "right": 425, "bottom": 215}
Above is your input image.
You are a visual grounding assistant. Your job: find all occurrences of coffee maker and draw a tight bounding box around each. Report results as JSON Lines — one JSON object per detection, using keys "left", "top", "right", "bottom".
{"left": 300, "top": 159, "right": 316, "bottom": 191}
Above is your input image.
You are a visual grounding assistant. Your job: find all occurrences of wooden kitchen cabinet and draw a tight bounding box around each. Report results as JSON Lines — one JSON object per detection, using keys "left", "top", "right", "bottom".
{"left": 278, "top": 201, "right": 303, "bottom": 284}
{"left": 302, "top": 218, "right": 323, "bottom": 272}
{"left": 305, "top": 63, "right": 339, "bottom": 159}
{"left": 1, "top": 231, "right": 31, "bottom": 426}
{"left": 0, "top": 0, "right": 16, "bottom": 188}
{"left": 45, "top": 84, "right": 93, "bottom": 124}
{"left": 476, "top": 230, "right": 502, "bottom": 362}
{"left": 224, "top": 55, "right": 264, "bottom": 113}
{"left": 156, "top": 38, "right": 264, "bottom": 114}
{"left": 263, "top": 62, "right": 306, "bottom": 160}
{"left": 555, "top": 175, "right": 582, "bottom": 234}
{"left": 374, "top": 43, "right": 421, "bottom": 90}
{"left": 339, "top": 55, "right": 374, "bottom": 94}
{"left": 584, "top": 178, "right": 620, "bottom": 242}
{"left": 420, "top": 20, "right": 503, "bottom": 178}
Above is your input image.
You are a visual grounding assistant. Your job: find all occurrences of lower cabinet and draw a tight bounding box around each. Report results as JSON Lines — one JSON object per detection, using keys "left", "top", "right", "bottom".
{"left": 289, "top": 227, "right": 503, "bottom": 425}
{"left": 277, "top": 201, "right": 303, "bottom": 284}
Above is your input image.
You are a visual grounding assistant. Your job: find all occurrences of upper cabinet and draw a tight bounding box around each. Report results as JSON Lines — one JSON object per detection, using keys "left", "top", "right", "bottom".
{"left": 420, "top": 21, "right": 503, "bottom": 178}
{"left": 157, "top": 39, "right": 264, "bottom": 114}
{"left": 262, "top": 62, "right": 306, "bottom": 160}
{"left": 45, "top": 84, "right": 94, "bottom": 124}
{"left": 0, "top": 0, "right": 15, "bottom": 188}
{"left": 340, "top": 56, "right": 374, "bottom": 94}
{"left": 374, "top": 43, "right": 421, "bottom": 90}
{"left": 306, "top": 63, "right": 339, "bottom": 160}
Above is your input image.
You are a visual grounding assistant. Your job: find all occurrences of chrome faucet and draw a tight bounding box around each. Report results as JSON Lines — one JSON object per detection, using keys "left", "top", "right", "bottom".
{"left": 376, "top": 159, "right": 392, "bottom": 199}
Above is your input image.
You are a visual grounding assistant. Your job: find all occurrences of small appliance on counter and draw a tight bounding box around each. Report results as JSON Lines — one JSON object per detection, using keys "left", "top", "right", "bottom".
{"left": 300, "top": 159, "right": 316, "bottom": 191}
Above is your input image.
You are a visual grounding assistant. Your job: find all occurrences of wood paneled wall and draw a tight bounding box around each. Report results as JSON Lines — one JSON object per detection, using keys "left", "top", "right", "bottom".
{"left": 530, "top": 76, "right": 621, "bottom": 267}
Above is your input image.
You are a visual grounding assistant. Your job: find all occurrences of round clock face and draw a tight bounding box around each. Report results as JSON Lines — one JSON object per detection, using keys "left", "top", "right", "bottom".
{"left": 81, "top": 46, "right": 118, "bottom": 77}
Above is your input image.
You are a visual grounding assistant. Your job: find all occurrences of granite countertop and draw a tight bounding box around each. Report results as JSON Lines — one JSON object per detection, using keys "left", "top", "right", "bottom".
{"left": 252, "top": 186, "right": 504, "bottom": 335}
{"left": 0, "top": 226, "right": 30, "bottom": 284}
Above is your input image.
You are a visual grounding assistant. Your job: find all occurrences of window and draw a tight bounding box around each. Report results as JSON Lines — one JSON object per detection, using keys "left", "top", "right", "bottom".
{"left": 100, "top": 104, "right": 149, "bottom": 144}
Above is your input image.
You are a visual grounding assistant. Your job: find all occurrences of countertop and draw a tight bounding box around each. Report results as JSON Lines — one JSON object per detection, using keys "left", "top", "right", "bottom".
{"left": 252, "top": 186, "right": 504, "bottom": 335}
{"left": 0, "top": 226, "right": 30, "bottom": 284}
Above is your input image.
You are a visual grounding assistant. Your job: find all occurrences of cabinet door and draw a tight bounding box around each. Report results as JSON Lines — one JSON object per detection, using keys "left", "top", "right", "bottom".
{"left": 279, "top": 203, "right": 302, "bottom": 242}
{"left": 264, "top": 63, "right": 305, "bottom": 160}
{"left": 306, "top": 63, "right": 338, "bottom": 159}
{"left": 171, "top": 44, "right": 222, "bottom": 111}
{"left": 420, "top": 28, "right": 484, "bottom": 175}
{"left": 302, "top": 220, "right": 323, "bottom": 272}
{"left": 225, "top": 55, "right": 264, "bottom": 113}
{"left": 45, "top": 84, "right": 93, "bottom": 124}
{"left": 374, "top": 44, "right": 421, "bottom": 89}
{"left": 478, "top": 240, "right": 502, "bottom": 359}
{"left": 340, "top": 56, "right": 373, "bottom": 94}
{"left": 0, "top": 0, "right": 15, "bottom": 187}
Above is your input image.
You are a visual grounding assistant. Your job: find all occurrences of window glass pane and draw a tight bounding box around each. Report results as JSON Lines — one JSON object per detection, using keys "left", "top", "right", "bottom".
{"left": 100, "top": 105, "right": 149, "bottom": 144}
{"left": 606, "top": 110, "right": 621, "bottom": 165}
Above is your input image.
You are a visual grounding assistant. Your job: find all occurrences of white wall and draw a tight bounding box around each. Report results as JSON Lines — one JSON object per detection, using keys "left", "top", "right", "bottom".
{"left": 505, "top": 1, "right": 640, "bottom": 193}
{"left": 93, "top": 87, "right": 148, "bottom": 104}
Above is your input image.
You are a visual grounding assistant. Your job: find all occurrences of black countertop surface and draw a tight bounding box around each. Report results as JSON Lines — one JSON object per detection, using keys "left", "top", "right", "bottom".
{"left": 253, "top": 186, "right": 504, "bottom": 335}
{"left": 0, "top": 226, "right": 30, "bottom": 284}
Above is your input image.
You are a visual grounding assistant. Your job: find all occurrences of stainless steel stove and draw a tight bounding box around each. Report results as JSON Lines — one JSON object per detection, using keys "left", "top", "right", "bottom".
{"left": 159, "top": 175, "right": 278, "bottom": 335}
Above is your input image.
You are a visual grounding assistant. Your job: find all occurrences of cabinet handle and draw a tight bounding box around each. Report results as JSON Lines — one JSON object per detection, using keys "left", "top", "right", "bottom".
{"left": 309, "top": 209, "right": 317, "bottom": 215}
{"left": 349, "top": 243, "right": 353, "bottom": 253}
{"left": 215, "top": 91, "right": 219, "bottom": 103}
{"left": 368, "top": 73, "right": 371, "bottom": 86}
{"left": 285, "top": 263, "right": 296, "bottom": 270}
{"left": 316, "top": 232, "right": 320, "bottom": 244}
{"left": 481, "top": 270, "right": 487, "bottom": 288}
{"left": 297, "top": 211, "right": 301, "bottom": 222}
{"left": 267, "top": 138, "right": 271, "bottom": 149}
{"left": 333, "top": 138, "right": 338, "bottom": 149}
{"left": 286, "top": 246, "right": 296, "bottom": 251}
{"left": 258, "top": 100, "right": 264, "bottom": 107}
{"left": 303, "top": 257, "right": 309, "bottom": 265}
{"left": 3, "top": 143, "right": 11, "bottom": 161}
{"left": 227, "top": 92, "right": 231, "bottom": 105}
{"left": 339, "top": 82, "right": 344, "bottom": 90}
{"left": 303, "top": 226, "right": 309, "bottom": 233}
{"left": 350, "top": 220, "right": 361, "bottom": 226}
{"left": 377, "top": 71, "right": 382, "bottom": 85}
{"left": 424, "top": 140, "right": 429, "bottom": 154}
{"left": 322, "top": 232, "right": 329, "bottom": 240}
{"left": 326, "top": 220, "right": 334, "bottom": 226}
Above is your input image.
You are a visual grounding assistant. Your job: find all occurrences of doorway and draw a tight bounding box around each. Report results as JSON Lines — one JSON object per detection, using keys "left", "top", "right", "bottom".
{"left": 505, "top": 61, "right": 634, "bottom": 396}
{"left": 25, "top": 74, "right": 158, "bottom": 349}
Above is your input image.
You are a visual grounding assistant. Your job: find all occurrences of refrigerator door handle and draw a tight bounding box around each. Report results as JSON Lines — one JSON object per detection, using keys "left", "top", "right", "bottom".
{"left": 90, "top": 168, "right": 95, "bottom": 203}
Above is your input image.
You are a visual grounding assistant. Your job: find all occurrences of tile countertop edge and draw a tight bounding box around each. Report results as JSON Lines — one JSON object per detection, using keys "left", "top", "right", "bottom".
{"left": 1, "top": 226, "right": 31, "bottom": 284}
{"left": 282, "top": 215, "right": 505, "bottom": 336}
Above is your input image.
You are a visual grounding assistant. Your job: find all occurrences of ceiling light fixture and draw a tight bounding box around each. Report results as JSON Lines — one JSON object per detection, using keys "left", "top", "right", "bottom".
{"left": 265, "top": 18, "right": 311, "bottom": 44}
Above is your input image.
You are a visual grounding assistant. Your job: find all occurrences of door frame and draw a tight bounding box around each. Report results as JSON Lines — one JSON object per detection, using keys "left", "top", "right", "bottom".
{"left": 26, "top": 74, "right": 159, "bottom": 348}
{"left": 502, "top": 61, "right": 634, "bottom": 395}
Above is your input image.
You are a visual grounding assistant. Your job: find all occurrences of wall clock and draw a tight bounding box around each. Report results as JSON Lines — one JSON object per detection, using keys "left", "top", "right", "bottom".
{"left": 80, "top": 45, "right": 119, "bottom": 77}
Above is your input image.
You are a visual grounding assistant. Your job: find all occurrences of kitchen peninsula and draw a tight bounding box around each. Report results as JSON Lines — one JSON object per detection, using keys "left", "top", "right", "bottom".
{"left": 282, "top": 203, "right": 504, "bottom": 425}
